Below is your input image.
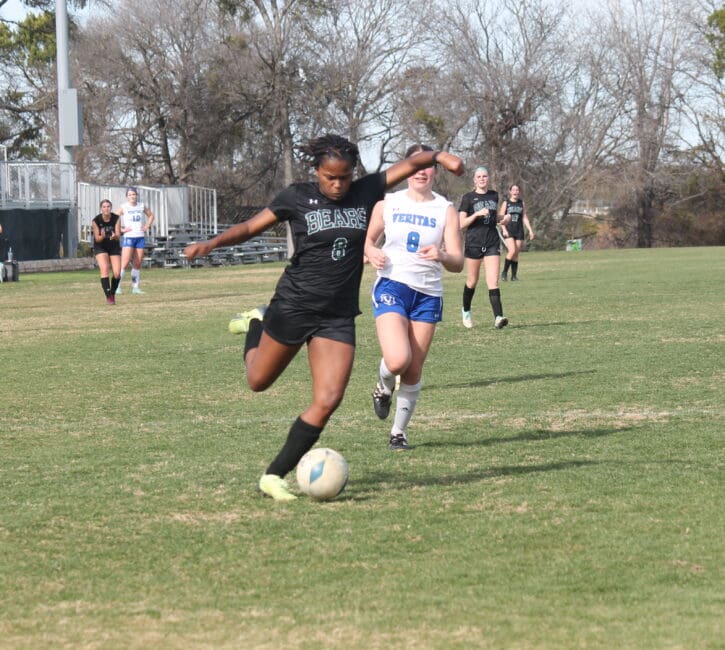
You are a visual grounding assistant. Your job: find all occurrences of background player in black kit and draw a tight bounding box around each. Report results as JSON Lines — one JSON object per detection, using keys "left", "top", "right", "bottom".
{"left": 500, "top": 184, "right": 535, "bottom": 281}
{"left": 91, "top": 199, "right": 122, "bottom": 304}
{"left": 458, "top": 165, "right": 511, "bottom": 329}
{"left": 184, "top": 134, "right": 464, "bottom": 500}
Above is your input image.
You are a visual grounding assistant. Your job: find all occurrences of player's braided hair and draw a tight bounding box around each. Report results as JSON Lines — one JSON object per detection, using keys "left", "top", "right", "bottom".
{"left": 297, "top": 134, "right": 360, "bottom": 169}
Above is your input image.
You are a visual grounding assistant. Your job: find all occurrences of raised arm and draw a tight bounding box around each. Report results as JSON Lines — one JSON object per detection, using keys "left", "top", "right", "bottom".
{"left": 183, "top": 208, "right": 279, "bottom": 260}
{"left": 384, "top": 150, "right": 464, "bottom": 189}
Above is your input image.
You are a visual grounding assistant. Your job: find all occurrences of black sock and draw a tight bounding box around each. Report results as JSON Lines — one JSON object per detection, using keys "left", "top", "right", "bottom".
{"left": 489, "top": 288, "right": 503, "bottom": 318}
{"left": 266, "top": 417, "right": 323, "bottom": 478}
{"left": 111, "top": 276, "right": 119, "bottom": 294}
{"left": 243, "top": 319, "right": 264, "bottom": 360}
{"left": 511, "top": 261, "right": 519, "bottom": 278}
{"left": 463, "top": 285, "right": 475, "bottom": 312}
{"left": 101, "top": 277, "right": 110, "bottom": 297}
{"left": 503, "top": 259, "right": 511, "bottom": 274}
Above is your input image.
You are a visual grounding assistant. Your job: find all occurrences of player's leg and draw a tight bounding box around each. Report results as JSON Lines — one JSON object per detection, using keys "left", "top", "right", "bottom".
{"left": 462, "top": 256, "right": 481, "bottom": 328}
{"left": 131, "top": 245, "right": 144, "bottom": 293}
{"left": 502, "top": 238, "right": 515, "bottom": 280}
{"left": 390, "top": 320, "right": 436, "bottom": 450}
{"left": 376, "top": 311, "right": 412, "bottom": 376}
{"left": 244, "top": 328, "right": 302, "bottom": 392}
{"left": 484, "top": 254, "right": 507, "bottom": 328}
{"left": 117, "top": 245, "right": 132, "bottom": 294}
{"left": 109, "top": 253, "right": 121, "bottom": 297}
{"left": 259, "top": 337, "right": 353, "bottom": 500}
{"left": 372, "top": 311, "right": 410, "bottom": 419}
{"left": 510, "top": 240, "right": 522, "bottom": 280}
{"left": 96, "top": 252, "right": 112, "bottom": 301}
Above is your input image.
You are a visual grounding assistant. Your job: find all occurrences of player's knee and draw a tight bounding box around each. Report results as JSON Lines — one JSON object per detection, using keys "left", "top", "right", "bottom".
{"left": 246, "top": 369, "right": 273, "bottom": 392}
{"left": 384, "top": 353, "right": 411, "bottom": 377}
{"left": 314, "top": 387, "right": 345, "bottom": 416}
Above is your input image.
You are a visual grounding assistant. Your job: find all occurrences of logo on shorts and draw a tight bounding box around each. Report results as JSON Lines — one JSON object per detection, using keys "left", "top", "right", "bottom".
{"left": 380, "top": 293, "right": 396, "bottom": 306}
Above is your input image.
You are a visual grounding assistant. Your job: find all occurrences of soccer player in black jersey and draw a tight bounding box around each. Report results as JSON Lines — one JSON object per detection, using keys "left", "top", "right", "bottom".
{"left": 458, "top": 166, "right": 511, "bottom": 329}
{"left": 500, "top": 184, "right": 534, "bottom": 281}
{"left": 91, "top": 199, "right": 122, "bottom": 304}
{"left": 184, "top": 134, "right": 464, "bottom": 500}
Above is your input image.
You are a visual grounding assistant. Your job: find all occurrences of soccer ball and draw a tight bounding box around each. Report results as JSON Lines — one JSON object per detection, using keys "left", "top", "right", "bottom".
{"left": 296, "top": 447, "right": 349, "bottom": 501}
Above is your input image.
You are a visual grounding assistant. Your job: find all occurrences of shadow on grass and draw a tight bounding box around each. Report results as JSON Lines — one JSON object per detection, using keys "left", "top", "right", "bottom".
{"left": 426, "top": 369, "right": 596, "bottom": 390}
{"left": 511, "top": 319, "right": 601, "bottom": 329}
{"left": 351, "top": 459, "right": 600, "bottom": 493}
{"left": 416, "top": 424, "right": 632, "bottom": 449}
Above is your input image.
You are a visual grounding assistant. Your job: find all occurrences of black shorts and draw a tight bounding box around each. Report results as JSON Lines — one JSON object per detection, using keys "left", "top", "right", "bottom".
{"left": 264, "top": 298, "right": 356, "bottom": 347}
{"left": 94, "top": 241, "right": 122, "bottom": 256}
{"left": 464, "top": 242, "right": 501, "bottom": 259}
{"left": 505, "top": 226, "right": 524, "bottom": 240}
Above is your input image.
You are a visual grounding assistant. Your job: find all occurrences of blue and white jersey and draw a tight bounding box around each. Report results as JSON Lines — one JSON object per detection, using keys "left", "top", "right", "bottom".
{"left": 120, "top": 202, "right": 147, "bottom": 237}
{"left": 378, "top": 189, "right": 451, "bottom": 297}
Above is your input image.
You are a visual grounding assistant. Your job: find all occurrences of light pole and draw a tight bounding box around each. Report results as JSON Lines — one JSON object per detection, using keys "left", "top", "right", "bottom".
{"left": 55, "top": 0, "right": 82, "bottom": 257}
{"left": 55, "top": 0, "right": 74, "bottom": 164}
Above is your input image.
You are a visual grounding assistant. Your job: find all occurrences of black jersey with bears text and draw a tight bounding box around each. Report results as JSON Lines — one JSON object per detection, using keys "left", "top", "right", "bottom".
{"left": 503, "top": 198, "right": 524, "bottom": 238}
{"left": 268, "top": 172, "right": 386, "bottom": 317}
{"left": 458, "top": 189, "right": 499, "bottom": 249}
{"left": 93, "top": 212, "right": 120, "bottom": 240}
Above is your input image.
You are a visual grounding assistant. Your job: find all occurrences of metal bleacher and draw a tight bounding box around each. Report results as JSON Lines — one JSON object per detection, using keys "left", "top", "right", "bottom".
{"left": 145, "top": 224, "right": 288, "bottom": 269}
{"left": 76, "top": 183, "right": 288, "bottom": 268}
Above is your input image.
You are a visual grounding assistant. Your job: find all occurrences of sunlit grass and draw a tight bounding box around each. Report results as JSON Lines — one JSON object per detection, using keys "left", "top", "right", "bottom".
{"left": 0, "top": 247, "right": 722, "bottom": 649}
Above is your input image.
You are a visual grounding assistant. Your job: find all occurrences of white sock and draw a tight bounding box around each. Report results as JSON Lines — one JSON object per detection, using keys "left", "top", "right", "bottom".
{"left": 391, "top": 380, "right": 422, "bottom": 437}
{"left": 119, "top": 268, "right": 125, "bottom": 286}
{"left": 379, "top": 358, "right": 396, "bottom": 394}
{"left": 131, "top": 269, "right": 140, "bottom": 287}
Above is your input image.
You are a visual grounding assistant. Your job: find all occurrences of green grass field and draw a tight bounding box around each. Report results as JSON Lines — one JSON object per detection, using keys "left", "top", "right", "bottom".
{"left": 1, "top": 247, "right": 722, "bottom": 649}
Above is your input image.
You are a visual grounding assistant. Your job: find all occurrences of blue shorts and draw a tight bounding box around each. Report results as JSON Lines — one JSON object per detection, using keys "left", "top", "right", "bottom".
{"left": 122, "top": 236, "right": 146, "bottom": 249}
{"left": 372, "top": 277, "right": 443, "bottom": 323}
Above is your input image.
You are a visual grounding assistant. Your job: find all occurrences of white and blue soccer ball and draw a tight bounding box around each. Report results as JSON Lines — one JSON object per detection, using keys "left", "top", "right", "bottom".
{"left": 296, "top": 447, "right": 349, "bottom": 501}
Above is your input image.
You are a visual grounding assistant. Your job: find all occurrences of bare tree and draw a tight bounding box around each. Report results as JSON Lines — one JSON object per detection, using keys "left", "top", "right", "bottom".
{"left": 297, "top": 0, "right": 432, "bottom": 173}
{"left": 428, "top": 0, "right": 625, "bottom": 243}
{"left": 591, "top": 0, "right": 705, "bottom": 247}
{"left": 75, "top": 0, "right": 228, "bottom": 184}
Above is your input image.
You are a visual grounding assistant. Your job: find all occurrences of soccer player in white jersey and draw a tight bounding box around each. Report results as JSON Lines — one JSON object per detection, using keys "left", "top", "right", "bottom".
{"left": 117, "top": 187, "right": 154, "bottom": 295}
{"left": 365, "top": 144, "right": 464, "bottom": 450}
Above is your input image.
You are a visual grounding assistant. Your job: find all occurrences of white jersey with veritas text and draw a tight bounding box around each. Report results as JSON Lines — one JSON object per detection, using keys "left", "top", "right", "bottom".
{"left": 379, "top": 189, "right": 451, "bottom": 297}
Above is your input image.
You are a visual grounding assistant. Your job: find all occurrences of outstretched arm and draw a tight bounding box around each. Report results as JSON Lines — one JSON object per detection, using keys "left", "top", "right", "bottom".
{"left": 184, "top": 208, "right": 279, "bottom": 260}
{"left": 384, "top": 150, "right": 464, "bottom": 189}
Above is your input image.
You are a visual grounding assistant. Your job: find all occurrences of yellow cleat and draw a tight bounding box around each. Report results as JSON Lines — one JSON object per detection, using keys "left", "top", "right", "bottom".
{"left": 228, "top": 306, "right": 267, "bottom": 335}
{"left": 258, "top": 474, "right": 297, "bottom": 501}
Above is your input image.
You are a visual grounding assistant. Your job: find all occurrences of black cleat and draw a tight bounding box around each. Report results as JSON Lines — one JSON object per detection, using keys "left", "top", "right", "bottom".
{"left": 389, "top": 434, "right": 410, "bottom": 451}
{"left": 501, "top": 272, "right": 508, "bottom": 281}
{"left": 373, "top": 382, "right": 393, "bottom": 419}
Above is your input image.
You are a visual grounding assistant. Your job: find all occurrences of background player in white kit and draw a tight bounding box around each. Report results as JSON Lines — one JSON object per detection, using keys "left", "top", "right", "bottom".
{"left": 117, "top": 187, "right": 154, "bottom": 295}
{"left": 365, "top": 144, "right": 464, "bottom": 450}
